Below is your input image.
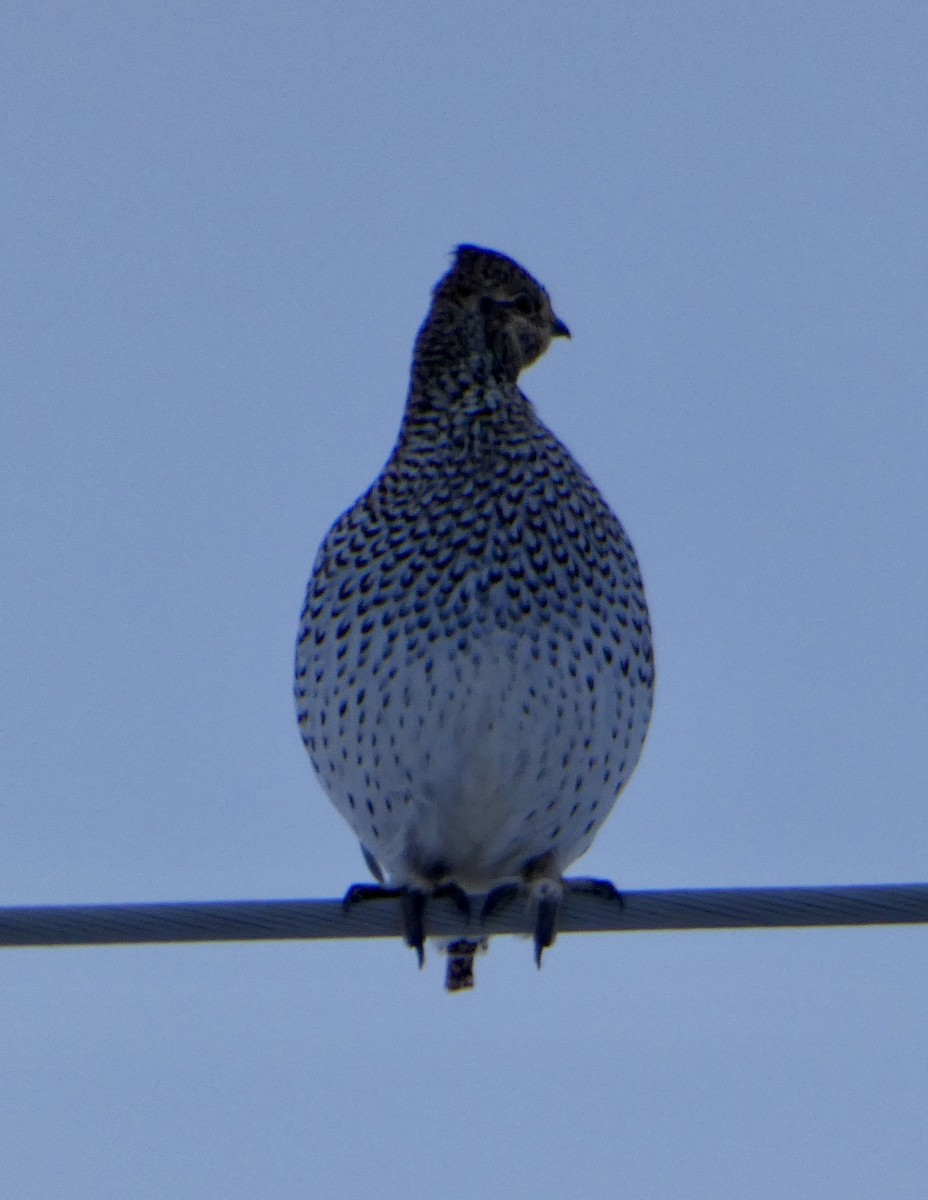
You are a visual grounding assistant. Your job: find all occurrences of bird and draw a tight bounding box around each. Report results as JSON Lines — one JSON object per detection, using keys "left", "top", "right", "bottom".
{"left": 294, "top": 245, "right": 654, "bottom": 989}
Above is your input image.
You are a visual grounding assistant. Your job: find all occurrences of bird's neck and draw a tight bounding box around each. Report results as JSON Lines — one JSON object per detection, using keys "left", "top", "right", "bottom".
{"left": 390, "top": 363, "right": 537, "bottom": 477}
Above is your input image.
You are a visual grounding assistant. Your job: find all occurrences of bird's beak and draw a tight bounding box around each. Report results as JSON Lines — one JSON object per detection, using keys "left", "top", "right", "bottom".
{"left": 551, "top": 315, "right": 571, "bottom": 339}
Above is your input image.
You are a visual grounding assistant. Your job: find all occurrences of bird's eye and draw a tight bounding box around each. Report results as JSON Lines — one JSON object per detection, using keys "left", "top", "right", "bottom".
{"left": 512, "top": 292, "right": 536, "bottom": 315}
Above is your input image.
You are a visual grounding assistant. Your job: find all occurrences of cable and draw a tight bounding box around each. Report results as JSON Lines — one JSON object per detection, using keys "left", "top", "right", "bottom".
{"left": 1, "top": 882, "right": 926, "bottom": 948}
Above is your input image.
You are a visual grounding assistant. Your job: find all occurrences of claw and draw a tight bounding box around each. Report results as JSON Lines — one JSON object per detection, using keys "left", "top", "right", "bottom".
{"left": 341, "top": 882, "right": 405, "bottom": 912}
{"left": 341, "top": 878, "right": 476, "bottom": 974}
{"left": 480, "top": 881, "right": 521, "bottom": 922}
{"left": 433, "top": 882, "right": 472, "bottom": 919}
{"left": 532, "top": 879, "right": 563, "bottom": 967}
{"left": 401, "top": 889, "right": 427, "bottom": 967}
{"left": 530, "top": 876, "right": 622, "bottom": 964}
{"left": 341, "top": 882, "right": 427, "bottom": 967}
{"left": 567, "top": 876, "right": 624, "bottom": 906}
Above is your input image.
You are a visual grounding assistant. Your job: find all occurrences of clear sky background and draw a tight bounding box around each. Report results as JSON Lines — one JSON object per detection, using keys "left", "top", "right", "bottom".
{"left": 2, "top": 3, "right": 926, "bottom": 1197}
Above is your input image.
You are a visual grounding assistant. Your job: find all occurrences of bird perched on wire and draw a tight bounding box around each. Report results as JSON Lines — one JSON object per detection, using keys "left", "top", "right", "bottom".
{"left": 295, "top": 245, "right": 654, "bottom": 989}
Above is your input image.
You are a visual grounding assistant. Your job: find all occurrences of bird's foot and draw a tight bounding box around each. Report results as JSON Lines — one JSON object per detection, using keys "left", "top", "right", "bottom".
{"left": 479, "top": 854, "right": 574, "bottom": 967}
{"left": 536, "top": 876, "right": 624, "bottom": 965}
{"left": 342, "top": 882, "right": 406, "bottom": 911}
{"left": 522, "top": 858, "right": 625, "bottom": 967}
{"left": 480, "top": 881, "right": 522, "bottom": 921}
{"left": 514, "top": 852, "right": 563, "bottom": 967}
{"left": 341, "top": 882, "right": 428, "bottom": 967}
{"left": 401, "top": 889, "right": 427, "bottom": 967}
{"left": 432, "top": 881, "right": 472, "bottom": 919}
{"left": 531, "top": 877, "right": 563, "bottom": 967}
{"left": 342, "top": 880, "right": 473, "bottom": 970}
{"left": 565, "top": 876, "right": 624, "bottom": 906}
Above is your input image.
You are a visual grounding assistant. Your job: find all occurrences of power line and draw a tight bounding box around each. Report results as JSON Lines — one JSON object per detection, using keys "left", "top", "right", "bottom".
{"left": 1, "top": 882, "right": 926, "bottom": 949}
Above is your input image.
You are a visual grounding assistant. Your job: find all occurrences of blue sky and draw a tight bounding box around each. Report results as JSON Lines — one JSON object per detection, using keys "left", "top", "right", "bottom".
{"left": 2, "top": 3, "right": 927, "bottom": 1196}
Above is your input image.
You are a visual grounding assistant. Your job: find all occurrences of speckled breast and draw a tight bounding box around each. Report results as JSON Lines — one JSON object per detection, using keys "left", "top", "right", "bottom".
{"left": 295, "top": 428, "right": 654, "bottom": 890}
